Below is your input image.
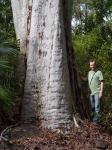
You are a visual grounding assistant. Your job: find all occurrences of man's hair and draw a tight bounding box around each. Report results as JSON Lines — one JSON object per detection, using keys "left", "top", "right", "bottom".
{"left": 89, "top": 59, "right": 96, "bottom": 64}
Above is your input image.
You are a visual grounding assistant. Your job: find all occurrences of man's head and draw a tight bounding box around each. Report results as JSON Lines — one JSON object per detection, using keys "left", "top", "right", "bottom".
{"left": 89, "top": 59, "right": 96, "bottom": 71}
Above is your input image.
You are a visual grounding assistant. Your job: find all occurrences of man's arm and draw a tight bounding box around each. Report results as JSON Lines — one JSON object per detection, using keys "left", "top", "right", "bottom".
{"left": 79, "top": 71, "right": 87, "bottom": 81}
{"left": 99, "top": 80, "right": 104, "bottom": 98}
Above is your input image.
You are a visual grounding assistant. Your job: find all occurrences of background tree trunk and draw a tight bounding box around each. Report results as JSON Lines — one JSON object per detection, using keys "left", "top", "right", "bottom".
{"left": 11, "top": 0, "right": 85, "bottom": 129}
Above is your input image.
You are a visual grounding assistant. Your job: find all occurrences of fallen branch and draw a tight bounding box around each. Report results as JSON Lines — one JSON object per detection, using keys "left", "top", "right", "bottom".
{"left": 0, "top": 124, "right": 18, "bottom": 143}
{"left": 73, "top": 114, "right": 80, "bottom": 128}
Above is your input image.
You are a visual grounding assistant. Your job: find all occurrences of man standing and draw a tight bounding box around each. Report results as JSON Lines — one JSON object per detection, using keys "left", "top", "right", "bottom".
{"left": 88, "top": 59, "right": 104, "bottom": 123}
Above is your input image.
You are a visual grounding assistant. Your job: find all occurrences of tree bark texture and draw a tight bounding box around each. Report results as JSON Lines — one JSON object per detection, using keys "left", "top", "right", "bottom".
{"left": 11, "top": 0, "right": 85, "bottom": 129}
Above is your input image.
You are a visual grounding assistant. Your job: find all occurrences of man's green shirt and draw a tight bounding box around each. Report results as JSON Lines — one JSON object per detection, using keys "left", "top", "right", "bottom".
{"left": 88, "top": 70, "right": 103, "bottom": 95}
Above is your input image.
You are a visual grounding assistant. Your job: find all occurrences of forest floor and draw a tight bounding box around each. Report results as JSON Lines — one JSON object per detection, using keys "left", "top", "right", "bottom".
{"left": 0, "top": 120, "right": 112, "bottom": 150}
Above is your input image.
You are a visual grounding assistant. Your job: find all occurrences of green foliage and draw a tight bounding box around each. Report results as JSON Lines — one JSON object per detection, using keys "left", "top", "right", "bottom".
{"left": 0, "top": 43, "right": 19, "bottom": 116}
{"left": 0, "top": 0, "right": 16, "bottom": 44}
{"left": 0, "top": 0, "right": 19, "bottom": 119}
{"left": 0, "top": 86, "right": 14, "bottom": 112}
{"left": 73, "top": 0, "right": 112, "bottom": 127}
{"left": 100, "top": 98, "right": 112, "bottom": 129}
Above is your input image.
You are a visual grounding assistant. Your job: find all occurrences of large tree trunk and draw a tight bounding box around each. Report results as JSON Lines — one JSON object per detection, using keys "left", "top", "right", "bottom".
{"left": 11, "top": 0, "right": 84, "bottom": 129}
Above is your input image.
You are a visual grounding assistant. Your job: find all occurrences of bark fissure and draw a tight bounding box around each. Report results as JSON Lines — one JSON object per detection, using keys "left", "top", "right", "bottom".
{"left": 63, "top": 0, "right": 90, "bottom": 118}
{"left": 26, "top": 5, "right": 32, "bottom": 50}
{"left": 62, "top": 0, "right": 84, "bottom": 117}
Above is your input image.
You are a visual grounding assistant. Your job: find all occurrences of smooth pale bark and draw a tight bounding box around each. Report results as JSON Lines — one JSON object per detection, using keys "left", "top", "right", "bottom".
{"left": 11, "top": 0, "right": 31, "bottom": 95}
{"left": 11, "top": 0, "right": 29, "bottom": 53}
{"left": 11, "top": 0, "right": 84, "bottom": 129}
{"left": 22, "top": 0, "right": 74, "bottom": 129}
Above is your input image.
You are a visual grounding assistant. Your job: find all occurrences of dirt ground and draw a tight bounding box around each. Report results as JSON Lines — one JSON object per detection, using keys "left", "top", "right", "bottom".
{"left": 0, "top": 120, "right": 112, "bottom": 150}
